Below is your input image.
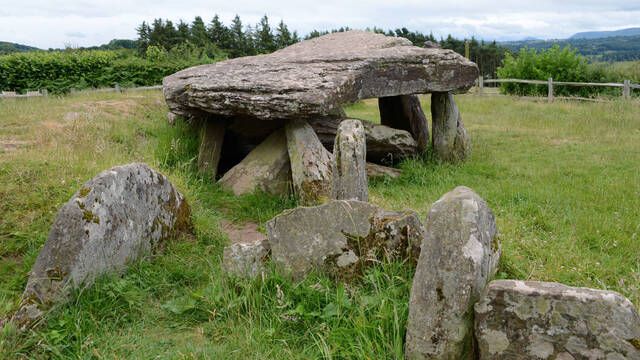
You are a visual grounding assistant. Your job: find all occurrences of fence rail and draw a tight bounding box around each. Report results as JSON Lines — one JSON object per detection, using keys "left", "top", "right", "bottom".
{"left": 477, "top": 77, "right": 638, "bottom": 102}
{"left": 0, "top": 85, "right": 163, "bottom": 99}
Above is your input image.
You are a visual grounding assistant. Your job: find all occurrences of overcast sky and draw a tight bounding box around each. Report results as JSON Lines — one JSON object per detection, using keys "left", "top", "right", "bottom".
{"left": 1, "top": 0, "right": 639, "bottom": 49}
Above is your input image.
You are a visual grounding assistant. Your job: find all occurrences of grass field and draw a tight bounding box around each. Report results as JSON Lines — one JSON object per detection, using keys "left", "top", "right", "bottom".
{"left": 0, "top": 91, "right": 638, "bottom": 358}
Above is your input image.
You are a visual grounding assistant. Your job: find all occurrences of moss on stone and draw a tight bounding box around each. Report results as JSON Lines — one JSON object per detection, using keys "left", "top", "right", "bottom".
{"left": 78, "top": 186, "right": 91, "bottom": 197}
{"left": 82, "top": 210, "right": 99, "bottom": 224}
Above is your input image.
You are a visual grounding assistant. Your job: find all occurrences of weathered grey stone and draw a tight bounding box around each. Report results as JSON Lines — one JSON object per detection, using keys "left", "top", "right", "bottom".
{"left": 198, "top": 120, "right": 225, "bottom": 178}
{"left": 266, "top": 200, "right": 425, "bottom": 278}
{"left": 163, "top": 31, "right": 478, "bottom": 121}
{"left": 221, "top": 221, "right": 269, "bottom": 278}
{"left": 378, "top": 95, "right": 430, "bottom": 153}
{"left": 366, "top": 162, "right": 402, "bottom": 179}
{"left": 431, "top": 92, "right": 471, "bottom": 162}
{"left": 406, "top": 186, "right": 500, "bottom": 359}
{"left": 303, "top": 118, "right": 418, "bottom": 164}
{"left": 285, "top": 119, "right": 333, "bottom": 205}
{"left": 332, "top": 119, "right": 368, "bottom": 201}
{"left": 475, "top": 280, "right": 640, "bottom": 360}
{"left": 363, "top": 122, "right": 418, "bottom": 164}
{"left": 222, "top": 240, "right": 270, "bottom": 278}
{"left": 12, "top": 163, "right": 191, "bottom": 329}
{"left": 218, "top": 129, "right": 291, "bottom": 196}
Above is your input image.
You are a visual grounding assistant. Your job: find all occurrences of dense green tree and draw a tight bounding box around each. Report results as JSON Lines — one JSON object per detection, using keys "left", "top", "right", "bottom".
{"left": 191, "top": 16, "right": 209, "bottom": 47}
{"left": 275, "top": 20, "right": 295, "bottom": 48}
{"left": 208, "top": 15, "right": 231, "bottom": 49}
{"left": 256, "top": 15, "right": 276, "bottom": 53}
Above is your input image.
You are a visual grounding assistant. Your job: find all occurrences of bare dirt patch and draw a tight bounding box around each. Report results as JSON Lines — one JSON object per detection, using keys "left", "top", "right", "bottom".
{"left": 219, "top": 220, "right": 266, "bottom": 244}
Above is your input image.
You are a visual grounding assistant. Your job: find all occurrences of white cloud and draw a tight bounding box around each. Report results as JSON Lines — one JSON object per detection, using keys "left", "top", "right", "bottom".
{"left": 0, "top": 0, "right": 638, "bottom": 48}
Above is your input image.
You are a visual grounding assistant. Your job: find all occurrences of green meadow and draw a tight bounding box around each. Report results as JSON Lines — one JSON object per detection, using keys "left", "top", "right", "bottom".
{"left": 1, "top": 91, "right": 638, "bottom": 358}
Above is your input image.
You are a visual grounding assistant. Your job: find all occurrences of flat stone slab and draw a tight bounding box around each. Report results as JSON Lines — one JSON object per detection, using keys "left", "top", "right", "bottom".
{"left": 475, "top": 280, "right": 640, "bottom": 360}
{"left": 163, "top": 30, "right": 478, "bottom": 120}
{"left": 266, "top": 200, "right": 425, "bottom": 278}
{"left": 218, "top": 129, "right": 291, "bottom": 196}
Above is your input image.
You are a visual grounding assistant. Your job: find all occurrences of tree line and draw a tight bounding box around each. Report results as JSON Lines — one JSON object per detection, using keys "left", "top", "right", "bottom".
{"left": 135, "top": 15, "right": 507, "bottom": 78}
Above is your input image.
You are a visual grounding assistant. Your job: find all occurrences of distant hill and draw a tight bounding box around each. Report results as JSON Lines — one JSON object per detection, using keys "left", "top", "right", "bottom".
{"left": 570, "top": 27, "right": 640, "bottom": 40}
{"left": 0, "top": 41, "right": 40, "bottom": 55}
{"left": 501, "top": 34, "right": 640, "bottom": 62}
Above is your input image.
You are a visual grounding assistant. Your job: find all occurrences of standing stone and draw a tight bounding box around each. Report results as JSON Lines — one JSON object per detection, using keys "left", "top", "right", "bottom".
{"left": 198, "top": 120, "right": 225, "bottom": 179}
{"left": 475, "top": 280, "right": 640, "bottom": 360}
{"left": 332, "top": 119, "right": 368, "bottom": 201}
{"left": 285, "top": 119, "right": 333, "bottom": 205}
{"left": 12, "top": 163, "right": 192, "bottom": 329}
{"left": 218, "top": 129, "right": 291, "bottom": 196}
{"left": 378, "top": 95, "right": 430, "bottom": 153}
{"left": 431, "top": 92, "right": 471, "bottom": 162}
{"left": 406, "top": 186, "right": 500, "bottom": 359}
{"left": 266, "top": 200, "right": 425, "bottom": 278}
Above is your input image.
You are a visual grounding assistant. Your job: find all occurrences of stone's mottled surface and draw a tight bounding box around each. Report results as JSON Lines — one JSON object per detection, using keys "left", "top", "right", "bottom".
{"left": 431, "top": 92, "right": 470, "bottom": 162}
{"left": 12, "top": 163, "right": 191, "bottom": 328}
{"left": 332, "top": 119, "right": 368, "bottom": 201}
{"left": 406, "top": 186, "right": 500, "bottom": 360}
{"left": 285, "top": 119, "right": 333, "bottom": 205}
{"left": 475, "top": 280, "right": 640, "bottom": 360}
{"left": 363, "top": 122, "right": 418, "bottom": 164}
{"left": 197, "top": 120, "right": 225, "bottom": 178}
{"left": 378, "top": 95, "right": 430, "bottom": 153}
{"left": 221, "top": 221, "right": 269, "bottom": 279}
{"left": 366, "top": 162, "right": 402, "bottom": 179}
{"left": 302, "top": 118, "right": 418, "bottom": 164}
{"left": 266, "top": 200, "right": 425, "bottom": 278}
{"left": 222, "top": 240, "right": 270, "bottom": 278}
{"left": 218, "top": 129, "right": 291, "bottom": 196}
{"left": 163, "top": 31, "right": 478, "bottom": 120}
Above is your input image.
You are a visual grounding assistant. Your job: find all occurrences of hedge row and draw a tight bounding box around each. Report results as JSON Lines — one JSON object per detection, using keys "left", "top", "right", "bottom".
{"left": 0, "top": 49, "right": 213, "bottom": 94}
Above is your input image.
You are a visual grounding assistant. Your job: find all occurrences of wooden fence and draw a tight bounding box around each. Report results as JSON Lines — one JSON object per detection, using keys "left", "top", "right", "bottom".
{"left": 0, "top": 85, "right": 163, "bottom": 99}
{"left": 477, "top": 77, "right": 639, "bottom": 102}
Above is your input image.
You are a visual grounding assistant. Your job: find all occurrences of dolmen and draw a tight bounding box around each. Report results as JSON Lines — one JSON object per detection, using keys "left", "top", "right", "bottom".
{"left": 163, "top": 30, "right": 478, "bottom": 202}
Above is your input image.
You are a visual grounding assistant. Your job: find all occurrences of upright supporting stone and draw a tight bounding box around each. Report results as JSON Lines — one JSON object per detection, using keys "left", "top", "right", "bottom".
{"left": 406, "top": 186, "right": 500, "bottom": 359}
{"left": 218, "top": 129, "right": 291, "bottom": 196}
{"left": 430, "top": 92, "right": 471, "bottom": 162}
{"left": 332, "top": 120, "right": 367, "bottom": 201}
{"left": 197, "top": 121, "right": 225, "bottom": 179}
{"left": 378, "top": 95, "right": 430, "bottom": 153}
{"left": 285, "top": 119, "right": 333, "bottom": 205}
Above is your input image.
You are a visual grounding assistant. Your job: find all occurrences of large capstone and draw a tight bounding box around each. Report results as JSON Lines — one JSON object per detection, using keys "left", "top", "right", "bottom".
{"left": 266, "top": 200, "right": 425, "bottom": 278}
{"left": 163, "top": 31, "right": 478, "bottom": 121}
{"left": 332, "top": 119, "right": 367, "bottom": 201}
{"left": 218, "top": 128, "right": 291, "bottom": 196}
{"left": 405, "top": 186, "right": 500, "bottom": 359}
{"left": 286, "top": 119, "right": 333, "bottom": 205}
{"left": 12, "top": 163, "right": 192, "bottom": 329}
{"left": 475, "top": 280, "right": 640, "bottom": 360}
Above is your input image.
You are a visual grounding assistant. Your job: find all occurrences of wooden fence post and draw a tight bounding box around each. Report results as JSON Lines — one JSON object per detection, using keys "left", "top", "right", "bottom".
{"left": 623, "top": 80, "right": 631, "bottom": 99}
{"left": 547, "top": 77, "right": 554, "bottom": 103}
{"left": 478, "top": 76, "right": 484, "bottom": 94}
